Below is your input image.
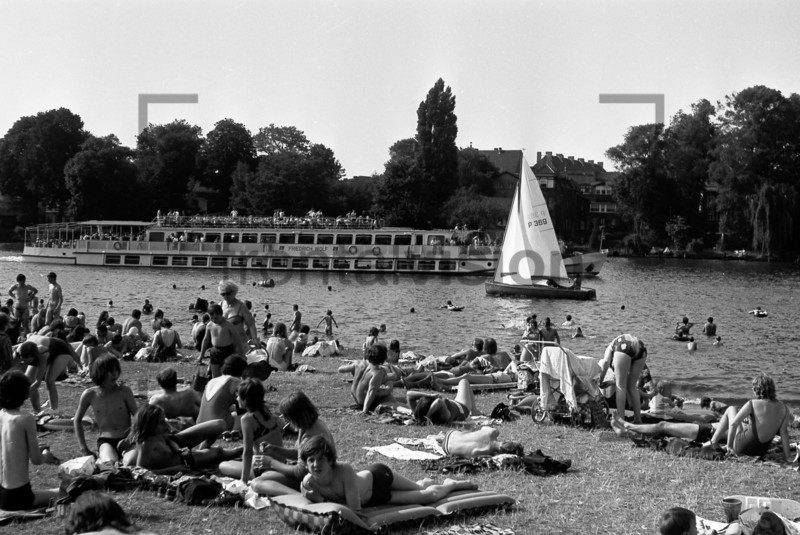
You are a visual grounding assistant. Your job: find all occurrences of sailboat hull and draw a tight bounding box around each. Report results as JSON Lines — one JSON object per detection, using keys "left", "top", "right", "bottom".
{"left": 485, "top": 281, "right": 596, "bottom": 300}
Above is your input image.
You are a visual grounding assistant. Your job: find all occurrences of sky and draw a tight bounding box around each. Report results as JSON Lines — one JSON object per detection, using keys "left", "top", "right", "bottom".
{"left": 2, "top": 0, "right": 799, "bottom": 178}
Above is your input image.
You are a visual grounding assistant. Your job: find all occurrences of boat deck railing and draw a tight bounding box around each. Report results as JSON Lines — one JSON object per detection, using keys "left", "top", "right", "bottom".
{"left": 152, "top": 214, "right": 386, "bottom": 230}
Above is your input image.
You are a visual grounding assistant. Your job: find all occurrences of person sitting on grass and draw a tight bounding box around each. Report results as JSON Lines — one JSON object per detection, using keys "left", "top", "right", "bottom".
{"left": 149, "top": 367, "right": 201, "bottom": 420}
{"left": 64, "top": 490, "right": 157, "bottom": 535}
{"left": 250, "top": 391, "right": 333, "bottom": 496}
{"left": 0, "top": 370, "right": 60, "bottom": 511}
{"left": 299, "top": 435, "right": 477, "bottom": 511}
{"left": 218, "top": 378, "right": 282, "bottom": 483}
{"left": 74, "top": 355, "right": 138, "bottom": 464}
{"left": 352, "top": 345, "right": 401, "bottom": 414}
{"left": 196, "top": 355, "right": 248, "bottom": 442}
{"left": 121, "top": 404, "right": 240, "bottom": 475}
{"left": 407, "top": 378, "right": 481, "bottom": 424}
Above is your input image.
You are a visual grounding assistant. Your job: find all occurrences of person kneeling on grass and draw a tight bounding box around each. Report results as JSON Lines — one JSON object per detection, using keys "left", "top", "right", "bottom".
{"left": 0, "top": 370, "right": 60, "bottom": 510}
{"left": 121, "top": 404, "right": 241, "bottom": 475}
{"left": 299, "top": 435, "right": 477, "bottom": 511}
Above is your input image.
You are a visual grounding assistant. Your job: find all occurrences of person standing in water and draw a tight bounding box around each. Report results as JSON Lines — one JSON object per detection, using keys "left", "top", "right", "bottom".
{"left": 44, "top": 272, "right": 63, "bottom": 326}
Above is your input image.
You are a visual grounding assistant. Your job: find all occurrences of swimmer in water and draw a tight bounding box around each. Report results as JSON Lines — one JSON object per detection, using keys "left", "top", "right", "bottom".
{"left": 172, "top": 284, "right": 177, "bottom": 290}
{"left": 571, "top": 326, "right": 585, "bottom": 339}
{"left": 713, "top": 336, "right": 722, "bottom": 346}
{"left": 108, "top": 300, "right": 113, "bottom": 308}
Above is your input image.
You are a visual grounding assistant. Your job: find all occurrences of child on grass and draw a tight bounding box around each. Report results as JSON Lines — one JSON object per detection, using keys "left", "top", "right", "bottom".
{"left": 218, "top": 378, "right": 282, "bottom": 483}
{"left": 74, "top": 355, "right": 138, "bottom": 464}
{"left": 249, "top": 391, "right": 333, "bottom": 496}
{"left": 0, "top": 370, "right": 59, "bottom": 510}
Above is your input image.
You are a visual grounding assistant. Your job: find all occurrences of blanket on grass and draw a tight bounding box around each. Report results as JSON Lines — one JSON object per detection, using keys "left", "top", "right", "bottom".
{"left": 423, "top": 450, "right": 572, "bottom": 477}
{"left": 630, "top": 435, "right": 796, "bottom": 468}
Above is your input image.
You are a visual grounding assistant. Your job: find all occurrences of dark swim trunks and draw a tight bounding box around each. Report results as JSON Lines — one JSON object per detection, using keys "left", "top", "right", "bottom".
{"left": 611, "top": 336, "right": 647, "bottom": 362}
{"left": 0, "top": 482, "right": 36, "bottom": 511}
{"left": 695, "top": 423, "right": 713, "bottom": 443}
{"left": 364, "top": 463, "right": 394, "bottom": 507}
{"left": 208, "top": 344, "right": 236, "bottom": 366}
{"left": 96, "top": 436, "right": 124, "bottom": 456}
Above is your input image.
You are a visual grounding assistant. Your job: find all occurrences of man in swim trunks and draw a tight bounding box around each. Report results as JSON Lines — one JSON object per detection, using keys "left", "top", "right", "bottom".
{"left": 44, "top": 272, "right": 63, "bottom": 327}
{"left": 8, "top": 274, "right": 38, "bottom": 339}
{"left": 198, "top": 304, "right": 247, "bottom": 378}
{"left": 440, "top": 426, "right": 524, "bottom": 458}
{"left": 288, "top": 304, "right": 302, "bottom": 342}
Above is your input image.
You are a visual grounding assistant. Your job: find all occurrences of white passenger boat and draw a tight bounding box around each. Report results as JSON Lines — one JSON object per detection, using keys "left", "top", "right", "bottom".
{"left": 563, "top": 251, "right": 607, "bottom": 277}
{"left": 21, "top": 215, "right": 498, "bottom": 274}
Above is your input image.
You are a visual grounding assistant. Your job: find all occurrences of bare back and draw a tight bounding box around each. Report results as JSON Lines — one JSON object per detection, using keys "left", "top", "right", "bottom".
{"left": 150, "top": 389, "right": 201, "bottom": 420}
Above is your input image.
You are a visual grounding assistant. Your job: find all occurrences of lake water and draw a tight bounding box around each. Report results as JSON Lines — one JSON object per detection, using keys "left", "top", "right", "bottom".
{"left": 1, "top": 251, "right": 799, "bottom": 405}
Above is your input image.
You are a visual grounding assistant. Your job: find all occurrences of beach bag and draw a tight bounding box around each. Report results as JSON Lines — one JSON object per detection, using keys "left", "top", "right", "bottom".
{"left": 244, "top": 361, "right": 275, "bottom": 381}
{"left": 192, "top": 365, "right": 210, "bottom": 393}
{"left": 516, "top": 364, "right": 538, "bottom": 392}
{"left": 177, "top": 477, "right": 223, "bottom": 505}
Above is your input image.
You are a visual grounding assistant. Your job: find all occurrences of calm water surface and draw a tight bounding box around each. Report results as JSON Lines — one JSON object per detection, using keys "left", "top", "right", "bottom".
{"left": 1, "top": 253, "right": 798, "bottom": 405}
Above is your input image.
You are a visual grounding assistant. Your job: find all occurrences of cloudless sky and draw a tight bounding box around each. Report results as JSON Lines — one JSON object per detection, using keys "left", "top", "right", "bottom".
{"left": 2, "top": 0, "right": 799, "bottom": 177}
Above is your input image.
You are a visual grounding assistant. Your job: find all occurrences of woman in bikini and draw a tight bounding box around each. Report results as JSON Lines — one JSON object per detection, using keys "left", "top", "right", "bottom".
{"left": 218, "top": 280, "right": 260, "bottom": 349}
{"left": 407, "top": 378, "right": 480, "bottom": 424}
{"left": 219, "top": 378, "right": 282, "bottom": 483}
{"left": 599, "top": 333, "right": 648, "bottom": 424}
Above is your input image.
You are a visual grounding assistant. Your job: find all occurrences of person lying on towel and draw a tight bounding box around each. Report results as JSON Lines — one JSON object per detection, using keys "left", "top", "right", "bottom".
{"left": 437, "top": 426, "right": 524, "bottom": 458}
{"left": 299, "top": 435, "right": 476, "bottom": 511}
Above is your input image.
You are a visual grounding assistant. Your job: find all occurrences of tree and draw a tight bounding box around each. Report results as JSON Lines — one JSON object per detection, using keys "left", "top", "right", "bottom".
{"left": 606, "top": 123, "right": 672, "bottom": 251}
{"left": 442, "top": 186, "right": 507, "bottom": 230}
{"left": 136, "top": 120, "right": 204, "bottom": 214}
{"left": 375, "top": 138, "right": 422, "bottom": 225}
{"left": 254, "top": 124, "right": 310, "bottom": 156}
{"left": 0, "top": 108, "right": 87, "bottom": 221}
{"left": 457, "top": 148, "right": 497, "bottom": 195}
{"left": 415, "top": 78, "right": 459, "bottom": 227}
{"left": 64, "top": 135, "right": 139, "bottom": 220}
{"left": 200, "top": 119, "right": 256, "bottom": 212}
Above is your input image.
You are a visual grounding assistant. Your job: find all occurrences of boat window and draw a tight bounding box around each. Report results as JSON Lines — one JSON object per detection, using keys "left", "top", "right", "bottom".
{"left": 298, "top": 234, "right": 315, "bottom": 245}
{"left": 397, "top": 260, "right": 414, "bottom": 270}
{"left": 152, "top": 256, "right": 169, "bottom": 266}
{"left": 376, "top": 260, "right": 393, "bottom": 270}
{"left": 148, "top": 232, "right": 165, "bottom": 242}
{"left": 418, "top": 260, "right": 436, "bottom": 271}
{"left": 105, "top": 255, "right": 121, "bottom": 265}
{"left": 223, "top": 233, "right": 240, "bottom": 243}
{"left": 335, "top": 234, "right": 353, "bottom": 245}
{"left": 192, "top": 257, "right": 208, "bottom": 267}
{"left": 439, "top": 260, "right": 456, "bottom": 271}
{"left": 415, "top": 235, "right": 423, "bottom": 246}
{"left": 333, "top": 259, "right": 350, "bottom": 269}
{"left": 272, "top": 258, "right": 288, "bottom": 268}
{"left": 355, "top": 234, "right": 372, "bottom": 245}
{"left": 317, "top": 234, "right": 334, "bottom": 245}
{"left": 374, "top": 235, "right": 392, "bottom": 245}
{"left": 242, "top": 233, "right": 258, "bottom": 244}
{"left": 251, "top": 258, "right": 267, "bottom": 267}
{"left": 231, "top": 257, "right": 248, "bottom": 267}
{"left": 204, "top": 233, "right": 220, "bottom": 243}
{"left": 355, "top": 260, "right": 372, "bottom": 270}
{"left": 172, "top": 257, "right": 188, "bottom": 266}
{"left": 394, "top": 235, "right": 412, "bottom": 246}
{"left": 427, "top": 235, "right": 445, "bottom": 246}
{"left": 211, "top": 257, "right": 229, "bottom": 267}
{"left": 312, "top": 259, "right": 330, "bottom": 269}
{"left": 278, "top": 234, "right": 295, "bottom": 244}
{"left": 260, "top": 234, "right": 276, "bottom": 244}
{"left": 291, "top": 258, "right": 309, "bottom": 268}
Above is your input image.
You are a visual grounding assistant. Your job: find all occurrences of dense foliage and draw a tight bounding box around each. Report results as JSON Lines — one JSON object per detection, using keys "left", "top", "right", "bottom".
{"left": 607, "top": 86, "right": 800, "bottom": 256}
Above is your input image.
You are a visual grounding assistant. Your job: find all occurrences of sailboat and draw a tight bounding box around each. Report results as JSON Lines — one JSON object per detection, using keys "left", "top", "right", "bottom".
{"left": 485, "top": 157, "right": 596, "bottom": 300}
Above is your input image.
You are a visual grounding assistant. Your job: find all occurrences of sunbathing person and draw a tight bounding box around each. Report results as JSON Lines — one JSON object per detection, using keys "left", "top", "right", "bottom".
{"left": 407, "top": 378, "right": 481, "bottom": 424}
{"left": 437, "top": 426, "right": 524, "bottom": 458}
{"left": 299, "top": 435, "right": 477, "bottom": 511}
{"left": 250, "top": 391, "right": 333, "bottom": 496}
{"left": 444, "top": 338, "right": 484, "bottom": 366}
{"left": 149, "top": 367, "right": 201, "bottom": 420}
{"left": 121, "top": 404, "right": 240, "bottom": 475}
{"left": 612, "top": 374, "right": 791, "bottom": 461}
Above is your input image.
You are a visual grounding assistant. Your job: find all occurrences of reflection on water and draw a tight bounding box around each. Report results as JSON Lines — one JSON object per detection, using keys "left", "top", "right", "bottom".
{"left": 1, "top": 254, "right": 798, "bottom": 404}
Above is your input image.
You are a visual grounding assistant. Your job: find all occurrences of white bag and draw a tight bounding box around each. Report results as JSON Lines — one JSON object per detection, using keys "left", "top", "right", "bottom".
{"left": 59, "top": 455, "right": 96, "bottom": 478}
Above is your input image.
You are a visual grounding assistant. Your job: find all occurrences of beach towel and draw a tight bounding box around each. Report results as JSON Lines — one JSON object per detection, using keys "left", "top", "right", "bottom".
{"left": 538, "top": 347, "right": 601, "bottom": 412}
{"left": 363, "top": 443, "right": 443, "bottom": 460}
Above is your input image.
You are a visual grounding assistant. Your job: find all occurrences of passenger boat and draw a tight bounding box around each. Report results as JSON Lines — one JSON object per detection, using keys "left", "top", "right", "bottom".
{"left": 563, "top": 251, "right": 607, "bottom": 277}
{"left": 21, "top": 214, "right": 498, "bottom": 275}
{"left": 485, "top": 157, "right": 596, "bottom": 300}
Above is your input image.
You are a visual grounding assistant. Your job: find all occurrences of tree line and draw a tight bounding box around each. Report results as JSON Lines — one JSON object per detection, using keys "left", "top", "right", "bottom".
{"left": 606, "top": 85, "right": 800, "bottom": 257}
{"left": 0, "top": 78, "right": 505, "bottom": 232}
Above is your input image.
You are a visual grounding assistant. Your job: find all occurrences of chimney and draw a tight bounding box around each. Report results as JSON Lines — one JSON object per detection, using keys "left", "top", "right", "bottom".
{"left": 556, "top": 153, "right": 564, "bottom": 158}
{"left": 598, "top": 161, "right": 604, "bottom": 169}
{"left": 546, "top": 151, "right": 552, "bottom": 157}
{"left": 537, "top": 151, "right": 542, "bottom": 162}
{"left": 588, "top": 160, "right": 594, "bottom": 164}
{"left": 496, "top": 147, "right": 503, "bottom": 154}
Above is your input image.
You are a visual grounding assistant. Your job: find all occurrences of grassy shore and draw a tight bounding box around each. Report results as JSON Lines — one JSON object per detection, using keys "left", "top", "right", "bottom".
{"left": 17, "top": 350, "right": 800, "bottom": 535}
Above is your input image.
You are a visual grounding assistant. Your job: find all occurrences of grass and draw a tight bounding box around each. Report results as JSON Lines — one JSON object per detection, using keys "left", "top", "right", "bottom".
{"left": 16, "top": 350, "right": 800, "bottom": 535}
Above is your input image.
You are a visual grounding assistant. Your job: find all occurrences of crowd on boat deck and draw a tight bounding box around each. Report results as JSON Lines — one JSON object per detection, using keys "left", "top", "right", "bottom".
{"left": 153, "top": 209, "right": 384, "bottom": 230}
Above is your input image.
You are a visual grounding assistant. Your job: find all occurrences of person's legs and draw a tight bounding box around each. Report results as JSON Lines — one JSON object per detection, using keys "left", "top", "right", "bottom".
{"left": 44, "top": 354, "right": 71, "bottom": 411}
{"left": 32, "top": 488, "right": 60, "bottom": 508}
{"left": 97, "top": 440, "right": 121, "bottom": 464}
{"left": 26, "top": 365, "right": 44, "bottom": 412}
{"left": 403, "top": 373, "right": 432, "bottom": 389}
{"left": 388, "top": 476, "right": 477, "bottom": 505}
{"left": 614, "top": 420, "right": 701, "bottom": 440}
{"left": 191, "top": 446, "right": 243, "bottom": 466}
{"left": 611, "top": 351, "right": 632, "bottom": 421}
{"left": 626, "top": 357, "right": 647, "bottom": 424}
{"left": 250, "top": 472, "right": 301, "bottom": 495}
{"left": 175, "top": 419, "right": 227, "bottom": 448}
{"left": 434, "top": 374, "right": 494, "bottom": 386}
{"left": 218, "top": 460, "right": 244, "bottom": 479}
{"left": 708, "top": 406, "right": 738, "bottom": 445}
{"left": 453, "top": 378, "right": 481, "bottom": 416}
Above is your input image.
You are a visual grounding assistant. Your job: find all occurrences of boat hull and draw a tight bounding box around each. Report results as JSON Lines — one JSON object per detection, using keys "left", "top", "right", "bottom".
{"left": 485, "top": 281, "right": 596, "bottom": 300}
{"left": 563, "top": 251, "right": 607, "bottom": 277}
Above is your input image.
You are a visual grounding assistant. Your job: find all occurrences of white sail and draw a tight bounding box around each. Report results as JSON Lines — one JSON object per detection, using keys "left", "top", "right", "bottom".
{"left": 493, "top": 157, "right": 569, "bottom": 286}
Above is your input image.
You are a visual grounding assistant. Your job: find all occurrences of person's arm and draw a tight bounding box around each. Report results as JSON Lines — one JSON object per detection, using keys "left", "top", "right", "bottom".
{"left": 406, "top": 390, "right": 437, "bottom": 412}
{"left": 598, "top": 346, "right": 613, "bottom": 388}
{"left": 54, "top": 287, "right": 63, "bottom": 310}
{"left": 554, "top": 330, "right": 561, "bottom": 345}
{"left": 150, "top": 331, "right": 162, "bottom": 351}
{"left": 74, "top": 389, "right": 96, "bottom": 457}
{"left": 243, "top": 308, "right": 259, "bottom": 347}
{"left": 7, "top": 283, "right": 16, "bottom": 298}
{"left": 317, "top": 318, "right": 324, "bottom": 328}
{"left": 240, "top": 414, "right": 255, "bottom": 483}
{"left": 175, "top": 332, "right": 183, "bottom": 349}
{"left": 724, "top": 402, "right": 753, "bottom": 449}
{"left": 429, "top": 398, "right": 452, "bottom": 422}
{"left": 342, "top": 465, "right": 362, "bottom": 510}
{"left": 781, "top": 405, "right": 792, "bottom": 462}
{"left": 25, "top": 413, "right": 56, "bottom": 465}
{"left": 104, "top": 341, "right": 122, "bottom": 358}
{"left": 198, "top": 328, "right": 211, "bottom": 363}
{"left": 259, "top": 443, "right": 296, "bottom": 461}
{"left": 337, "top": 362, "right": 357, "bottom": 374}
{"left": 332, "top": 317, "right": 338, "bottom": 328}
